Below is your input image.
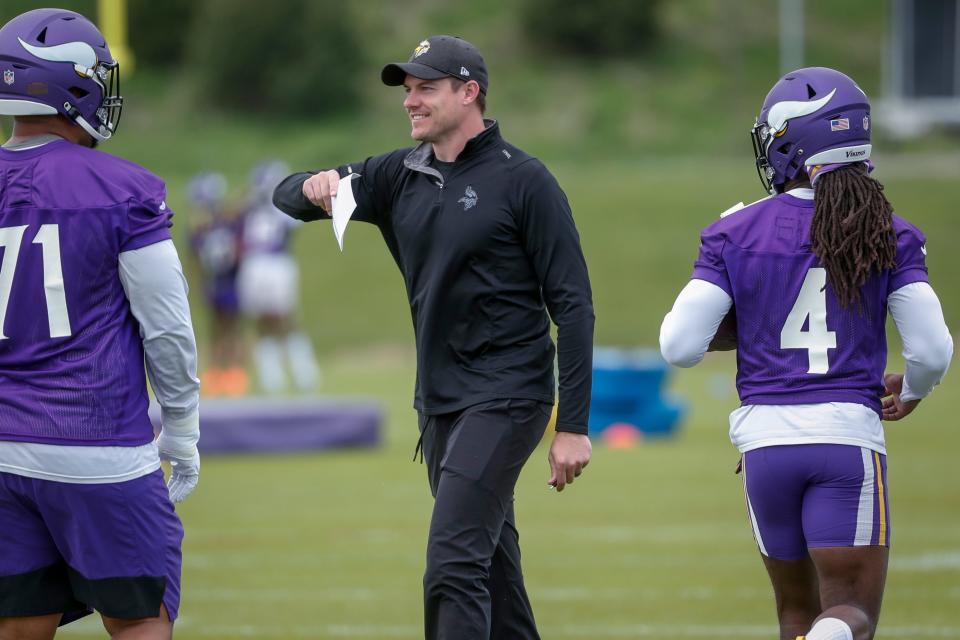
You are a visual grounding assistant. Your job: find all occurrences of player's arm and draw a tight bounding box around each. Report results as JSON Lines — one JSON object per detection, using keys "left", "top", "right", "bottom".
{"left": 660, "top": 279, "right": 733, "bottom": 368}
{"left": 515, "top": 161, "right": 593, "bottom": 491}
{"left": 119, "top": 239, "right": 201, "bottom": 502}
{"left": 662, "top": 218, "right": 735, "bottom": 366}
{"left": 883, "top": 282, "right": 953, "bottom": 420}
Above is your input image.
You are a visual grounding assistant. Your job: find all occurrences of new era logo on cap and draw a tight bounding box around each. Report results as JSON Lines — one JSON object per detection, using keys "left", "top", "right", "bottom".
{"left": 381, "top": 35, "right": 488, "bottom": 94}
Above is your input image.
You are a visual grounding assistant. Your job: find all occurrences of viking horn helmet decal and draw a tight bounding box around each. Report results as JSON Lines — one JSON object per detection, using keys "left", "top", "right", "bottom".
{"left": 18, "top": 37, "right": 98, "bottom": 72}
{"left": 766, "top": 88, "right": 836, "bottom": 134}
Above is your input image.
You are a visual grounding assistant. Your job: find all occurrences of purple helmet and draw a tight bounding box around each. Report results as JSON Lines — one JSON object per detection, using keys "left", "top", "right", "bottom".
{"left": 188, "top": 172, "right": 228, "bottom": 213}
{"left": 0, "top": 8, "right": 122, "bottom": 142}
{"left": 751, "top": 67, "right": 871, "bottom": 194}
{"left": 248, "top": 159, "right": 290, "bottom": 203}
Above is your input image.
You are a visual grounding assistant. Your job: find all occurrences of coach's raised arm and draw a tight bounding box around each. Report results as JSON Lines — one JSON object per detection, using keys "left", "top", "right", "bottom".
{"left": 273, "top": 170, "right": 335, "bottom": 221}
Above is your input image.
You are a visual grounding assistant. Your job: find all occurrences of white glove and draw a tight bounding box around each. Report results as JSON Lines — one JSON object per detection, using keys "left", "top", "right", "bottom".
{"left": 157, "top": 430, "right": 200, "bottom": 503}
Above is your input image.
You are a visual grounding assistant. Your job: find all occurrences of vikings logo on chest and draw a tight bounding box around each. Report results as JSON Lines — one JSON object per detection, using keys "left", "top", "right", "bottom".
{"left": 457, "top": 186, "right": 478, "bottom": 211}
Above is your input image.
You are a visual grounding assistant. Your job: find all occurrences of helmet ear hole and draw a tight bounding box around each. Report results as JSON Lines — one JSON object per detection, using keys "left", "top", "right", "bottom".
{"left": 69, "top": 87, "right": 89, "bottom": 99}
{"left": 777, "top": 142, "right": 792, "bottom": 155}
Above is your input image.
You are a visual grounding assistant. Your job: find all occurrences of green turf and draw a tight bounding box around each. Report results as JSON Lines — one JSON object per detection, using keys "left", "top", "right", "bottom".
{"left": 68, "top": 138, "right": 960, "bottom": 640}
{"left": 17, "top": 114, "right": 960, "bottom": 640}
{"left": 58, "top": 350, "right": 960, "bottom": 639}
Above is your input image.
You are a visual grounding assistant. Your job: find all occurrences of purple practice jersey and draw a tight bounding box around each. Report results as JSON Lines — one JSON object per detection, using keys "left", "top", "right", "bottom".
{"left": 692, "top": 192, "right": 928, "bottom": 414}
{"left": 0, "top": 140, "right": 172, "bottom": 446}
{"left": 241, "top": 202, "right": 295, "bottom": 257}
{"left": 189, "top": 216, "right": 240, "bottom": 311}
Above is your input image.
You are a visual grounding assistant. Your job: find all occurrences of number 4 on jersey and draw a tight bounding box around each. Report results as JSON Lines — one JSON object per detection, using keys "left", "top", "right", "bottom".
{"left": 780, "top": 267, "right": 836, "bottom": 374}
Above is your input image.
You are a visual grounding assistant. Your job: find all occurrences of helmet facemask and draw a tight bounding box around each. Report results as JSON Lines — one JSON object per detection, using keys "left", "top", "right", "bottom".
{"left": 751, "top": 120, "right": 776, "bottom": 195}
{"left": 91, "top": 58, "right": 123, "bottom": 137}
{"left": 63, "top": 57, "right": 122, "bottom": 142}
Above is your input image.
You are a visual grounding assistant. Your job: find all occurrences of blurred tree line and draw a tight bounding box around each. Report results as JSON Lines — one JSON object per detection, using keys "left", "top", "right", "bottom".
{"left": 1, "top": 0, "right": 660, "bottom": 117}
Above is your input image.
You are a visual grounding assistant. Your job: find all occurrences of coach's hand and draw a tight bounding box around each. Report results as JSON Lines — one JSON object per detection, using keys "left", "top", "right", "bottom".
{"left": 548, "top": 431, "right": 592, "bottom": 492}
{"left": 881, "top": 373, "right": 920, "bottom": 421}
{"left": 158, "top": 431, "right": 200, "bottom": 503}
{"left": 302, "top": 170, "right": 341, "bottom": 213}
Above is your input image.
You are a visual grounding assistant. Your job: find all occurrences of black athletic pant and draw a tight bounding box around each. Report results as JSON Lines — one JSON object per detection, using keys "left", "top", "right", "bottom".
{"left": 418, "top": 398, "right": 551, "bottom": 640}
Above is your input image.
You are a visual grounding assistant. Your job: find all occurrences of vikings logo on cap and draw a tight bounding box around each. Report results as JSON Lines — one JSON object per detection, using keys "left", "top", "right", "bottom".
{"left": 413, "top": 40, "right": 430, "bottom": 58}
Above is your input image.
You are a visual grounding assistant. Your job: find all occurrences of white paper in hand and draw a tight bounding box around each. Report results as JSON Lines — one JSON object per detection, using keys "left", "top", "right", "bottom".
{"left": 331, "top": 174, "right": 359, "bottom": 251}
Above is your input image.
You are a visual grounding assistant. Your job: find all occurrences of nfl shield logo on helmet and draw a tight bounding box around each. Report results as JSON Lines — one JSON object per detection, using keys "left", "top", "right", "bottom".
{"left": 3, "top": 69, "right": 13, "bottom": 86}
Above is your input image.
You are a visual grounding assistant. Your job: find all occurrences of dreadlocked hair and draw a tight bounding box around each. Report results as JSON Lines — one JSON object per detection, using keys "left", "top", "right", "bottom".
{"left": 810, "top": 163, "right": 898, "bottom": 309}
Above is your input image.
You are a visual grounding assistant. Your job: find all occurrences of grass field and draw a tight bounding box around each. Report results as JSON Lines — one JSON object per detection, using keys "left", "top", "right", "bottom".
{"left": 54, "top": 150, "right": 960, "bottom": 636}
{"left": 15, "top": 108, "right": 958, "bottom": 638}
{"left": 56, "top": 348, "right": 960, "bottom": 639}
{"left": 52, "top": 150, "right": 959, "bottom": 639}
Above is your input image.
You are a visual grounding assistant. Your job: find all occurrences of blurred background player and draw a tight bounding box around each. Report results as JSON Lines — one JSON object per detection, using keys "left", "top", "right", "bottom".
{"left": 660, "top": 67, "right": 953, "bottom": 640}
{"left": 187, "top": 171, "right": 248, "bottom": 396}
{"left": 239, "top": 160, "right": 320, "bottom": 394}
{"left": 0, "top": 8, "right": 200, "bottom": 638}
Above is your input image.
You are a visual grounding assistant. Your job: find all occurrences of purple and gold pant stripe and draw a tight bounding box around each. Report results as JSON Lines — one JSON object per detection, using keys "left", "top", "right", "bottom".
{"left": 854, "top": 448, "right": 889, "bottom": 547}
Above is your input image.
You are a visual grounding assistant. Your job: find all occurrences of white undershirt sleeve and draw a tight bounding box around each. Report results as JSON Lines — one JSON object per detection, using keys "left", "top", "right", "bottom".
{"left": 660, "top": 279, "right": 733, "bottom": 368}
{"left": 888, "top": 281, "right": 953, "bottom": 402}
{"left": 119, "top": 240, "right": 200, "bottom": 436}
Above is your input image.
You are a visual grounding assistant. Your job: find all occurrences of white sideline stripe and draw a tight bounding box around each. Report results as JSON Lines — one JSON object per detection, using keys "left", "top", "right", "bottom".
{"left": 181, "top": 585, "right": 777, "bottom": 603}
{"left": 891, "top": 550, "right": 960, "bottom": 571}
{"left": 176, "top": 585, "right": 957, "bottom": 605}
{"left": 563, "top": 523, "right": 746, "bottom": 543}
{"left": 189, "top": 586, "right": 379, "bottom": 601}
{"left": 59, "top": 621, "right": 960, "bottom": 638}
{"left": 187, "top": 523, "right": 749, "bottom": 545}
{"left": 185, "top": 551, "right": 757, "bottom": 572}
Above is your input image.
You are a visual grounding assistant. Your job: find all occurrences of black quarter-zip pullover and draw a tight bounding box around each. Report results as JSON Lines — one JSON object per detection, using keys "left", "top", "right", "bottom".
{"left": 273, "top": 121, "right": 594, "bottom": 433}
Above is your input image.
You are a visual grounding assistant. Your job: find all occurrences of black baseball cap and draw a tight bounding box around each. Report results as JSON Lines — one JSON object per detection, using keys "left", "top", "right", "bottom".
{"left": 381, "top": 35, "right": 489, "bottom": 95}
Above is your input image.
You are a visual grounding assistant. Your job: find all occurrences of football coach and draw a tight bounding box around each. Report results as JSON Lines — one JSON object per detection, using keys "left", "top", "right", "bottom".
{"left": 272, "top": 35, "right": 594, "bottom": 640}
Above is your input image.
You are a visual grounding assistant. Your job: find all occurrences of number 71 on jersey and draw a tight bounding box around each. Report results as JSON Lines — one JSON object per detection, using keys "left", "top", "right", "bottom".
{"left": 0, "top": 224, "right": 71, "bottom": 340}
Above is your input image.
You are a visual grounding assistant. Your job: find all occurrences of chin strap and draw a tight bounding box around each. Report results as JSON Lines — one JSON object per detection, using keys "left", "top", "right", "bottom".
{"left": 63, "top": 101, "right": 111, "bottom": 142}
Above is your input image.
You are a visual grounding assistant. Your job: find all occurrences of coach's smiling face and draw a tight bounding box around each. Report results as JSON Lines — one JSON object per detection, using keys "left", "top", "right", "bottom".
{"left": 403, "top": 75, "right": 472, "bottom": 145}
